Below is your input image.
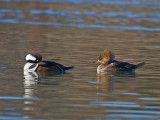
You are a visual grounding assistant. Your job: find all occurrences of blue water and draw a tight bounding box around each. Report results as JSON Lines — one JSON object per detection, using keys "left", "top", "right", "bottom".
{"left": 107, "top": 109, "right": 160, "bottom": 114}
{"left": 0, "top": 19, "right": 160, "bottom": 31}
{"left": 90, "top": 101, "right": 140, "bottom": 107}
{"left": 0, "top": 116, "right": 43, "bottom": 120}
{"left": 0, "top": 96, "right": 39, "bottom": 100}
{"left": 0, "top": 2, "right": 160, "bottom": 31}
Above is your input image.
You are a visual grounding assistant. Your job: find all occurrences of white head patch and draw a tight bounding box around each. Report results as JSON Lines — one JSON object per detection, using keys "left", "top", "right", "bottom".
{"left": 25, "top": 54, "right": 36, "bottom": 61}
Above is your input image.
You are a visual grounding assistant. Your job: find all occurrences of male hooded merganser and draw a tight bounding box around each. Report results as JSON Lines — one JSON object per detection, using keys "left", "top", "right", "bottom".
{"left": 96, "top": 49, "right": 144, "bottom": 73}
{"left": 24, "top": 53, "right": 73, "bottom": 73}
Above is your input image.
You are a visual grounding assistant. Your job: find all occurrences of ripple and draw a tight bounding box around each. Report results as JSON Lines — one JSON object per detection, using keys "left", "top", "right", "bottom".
{"left": 90, "top": 101, "right": 140, "bottom": 107}
{"left": 30, "top": 9, "right": 97, "bottom": 16}
{"left": 138, "top": 97, "right": 160, "bottom": 100}
{"left": 0, "top": 116, "right": 44, "bottom": 120}
{"left": 5, "top": 112, "right": 22, "bottom": 116}
{"left": 2, "top": 9, "right": 160, "bottom": 23}
{"left": 4, "top": 107, "right": 15, "bottom": 110}
{"left": 0, "top": 19, "right": 19, "bottom": 24}
{"left": 88, "top": 81, "right": 103, "bottom": 84}
{"left": 0, "top": 19, "right": 160, "bottom": 31}
{"left": 107, "top": 109, "right": 160, "bottom": 114}
{"left": 0, "top": 67, "right": 7, "bottom": 69}
{"left": 2, "top": 0, "right": 160, "bottom": 8}
{"left": 107, "top": 114, "right": 158, "bottom": 118}
{"left": 0, "top": 96, "right": 39, "bottom": 100}
{"left": 144, "top": 106, "right": 160, "bottom": 109}
{"left": 30, "top": 9, "right": 160, "bottom": 22}
{"left": 123, "top": 59, "right": 135, "bottom": 61}
{"left": 121, "top": 93, "right": 138, "bottom": 95}
{"left": 0, "top": 8, "right": 160, "bottom": 31}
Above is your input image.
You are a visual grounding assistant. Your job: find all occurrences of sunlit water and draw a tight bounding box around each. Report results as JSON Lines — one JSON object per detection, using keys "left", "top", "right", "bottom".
{"left": 0, "top": 0, "right": 160, "bottom": 120}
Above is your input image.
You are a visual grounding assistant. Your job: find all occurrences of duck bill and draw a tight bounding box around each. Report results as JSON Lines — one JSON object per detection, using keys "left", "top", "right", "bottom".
{"left": 95, "top": 60, "right": 102, "bottom": 63}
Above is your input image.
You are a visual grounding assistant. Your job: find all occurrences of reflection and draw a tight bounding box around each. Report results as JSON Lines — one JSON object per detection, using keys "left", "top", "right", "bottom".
{"left": 23, "top": 67, "right": 65, "bottom": 98}
{"left": 92, "top": 71, "right": 144, "bottom": 120}
{"left": 23, "top": 71, "right": 38, "bottom": 110}
{"left": 97, "top": 71, "right": 136, "bottom": 91}
{"left": 96, "top": 73, "right": 114, "bottom": 94}
{"left": 96, "top": 70, "right": 136, "bottom": 96}
{"left": 24, "top": 71, "right": 38, "bottom": 82}
{"left": 23, "top": 69, "right": 64, "bottom": 119}
{"left": 37, "top": 70, "right": 64, "bottom": 77}
{"left": 112, "top": 70, "right": 136, "bottom": 77}
{"left": 23, "top": 70, "right": 64, "bottom": 98}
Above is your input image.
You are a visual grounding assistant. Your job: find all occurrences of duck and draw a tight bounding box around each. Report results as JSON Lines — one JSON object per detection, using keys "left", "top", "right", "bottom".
{"left": 96, "top": 49, "right": 144, "bottom": 73}
{"left": 24, "top": 53, "right": 73, "bottom": 73}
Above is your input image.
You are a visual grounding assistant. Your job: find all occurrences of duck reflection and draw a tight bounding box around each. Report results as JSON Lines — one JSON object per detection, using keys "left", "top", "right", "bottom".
{"left": 23, "top": 71, "right": 38, "bottom": 116}
{"left": 24, "top": 71, "right": 38, "bottom": 81}
{"left": 23, "top": 70, "right": 64, "bottom": 90}
{"left": 23, "top": 67, "right": 65, "bottom": 98}
{"left": 23, "top": 71, "right": 38, "bottom": 99}
{"left": 96, "top": 72, "right": 114, "bottom": 95}
{"left": 96, "top": 71, "right": 136, "bottom": 95}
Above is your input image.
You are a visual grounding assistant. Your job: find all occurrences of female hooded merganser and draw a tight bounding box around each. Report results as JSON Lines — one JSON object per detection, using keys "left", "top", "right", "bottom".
{"left": 24, "top": 53, "right": 73, "bottom": 73}
{"left": 96, "top": 49, "right": 144, "bottom": 73}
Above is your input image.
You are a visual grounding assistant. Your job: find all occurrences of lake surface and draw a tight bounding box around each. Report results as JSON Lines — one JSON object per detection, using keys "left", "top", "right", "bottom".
{"left": 0, "top": 0, "right": 160, "bottom": 120}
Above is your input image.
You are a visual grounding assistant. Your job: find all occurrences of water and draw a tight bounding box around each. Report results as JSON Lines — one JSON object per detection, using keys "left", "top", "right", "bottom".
{"left": 0, "top": 0, "right": 160, "bottom": 120}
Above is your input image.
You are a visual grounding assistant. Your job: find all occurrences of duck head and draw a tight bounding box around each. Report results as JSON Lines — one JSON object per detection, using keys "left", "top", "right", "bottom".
{"left": 25, "top": 53, "right": 42, "bottom": 63}
{"left": 96, "top": 49, "right": 115, "bottom": 64}
{"left": 24, "top": 53, "right": 42, "bottom": 72}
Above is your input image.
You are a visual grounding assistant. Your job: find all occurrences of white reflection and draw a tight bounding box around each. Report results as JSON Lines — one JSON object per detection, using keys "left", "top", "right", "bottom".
{"left": 24, "top": 71, "right": 38, "bottom": 98}
{"left": 23, "top": 71, "right": 38, "bottom": 108}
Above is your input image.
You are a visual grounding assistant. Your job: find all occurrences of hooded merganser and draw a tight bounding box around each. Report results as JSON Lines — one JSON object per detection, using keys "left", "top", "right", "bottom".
{"left": 24, "top": 53, "right": 73, "bottom": 73}
{"left": 96, "top": 49, "right": 144, "bottom": 73}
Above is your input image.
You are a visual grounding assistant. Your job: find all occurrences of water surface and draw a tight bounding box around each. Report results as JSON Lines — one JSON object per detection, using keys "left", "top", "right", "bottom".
{"left": 0, "top": 0, "right": 160, "bottom": 120}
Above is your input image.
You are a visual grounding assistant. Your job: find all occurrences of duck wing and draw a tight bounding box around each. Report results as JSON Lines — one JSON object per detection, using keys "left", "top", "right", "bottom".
{"left": 39, "top": 61, "right": 73, "bottom": 71}
{"left": 111, "top": 60, "right": 138, "bottom": 71}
